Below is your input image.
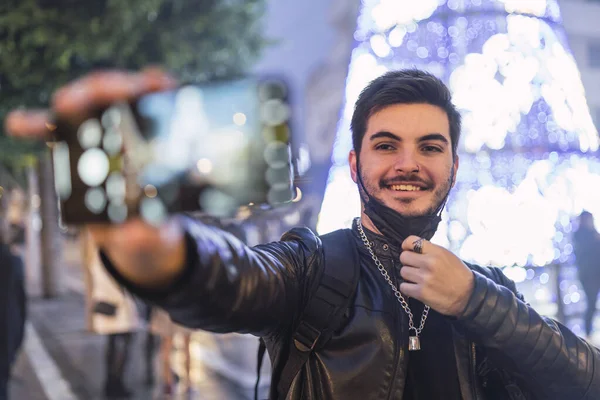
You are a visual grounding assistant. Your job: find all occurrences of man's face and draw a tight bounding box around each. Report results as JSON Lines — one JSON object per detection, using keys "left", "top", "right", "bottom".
{"left": 349, "top": 103, "right": 458, "bottom": 217}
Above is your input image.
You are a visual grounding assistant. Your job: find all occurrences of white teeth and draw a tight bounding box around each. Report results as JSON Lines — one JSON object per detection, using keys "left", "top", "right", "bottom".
{"left": 390, "top": 184, "right": 421, "bottom": 192}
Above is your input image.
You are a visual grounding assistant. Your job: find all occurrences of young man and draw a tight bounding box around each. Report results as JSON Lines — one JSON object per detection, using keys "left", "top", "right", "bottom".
{"left": 7, "top": 68, "right": 600, "bottom": 399}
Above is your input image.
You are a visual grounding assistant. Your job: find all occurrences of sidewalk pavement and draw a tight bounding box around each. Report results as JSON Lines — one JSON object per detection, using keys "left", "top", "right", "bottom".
{"left": 15, "top": 236, "right": 266, "bottom": 400}
{"left": 16, "top": 290, "right": 156, "bottom": 400}
{"left": 10, "top": 349, "right": 46, "bottom": 400}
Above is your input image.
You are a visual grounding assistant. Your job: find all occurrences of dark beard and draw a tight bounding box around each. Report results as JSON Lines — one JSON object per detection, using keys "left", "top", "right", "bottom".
{"left": 358, "top": 163, "right": 454, "bottom": 247}
{"left": 359, "top": 165, "right": 453, "bottom": 217}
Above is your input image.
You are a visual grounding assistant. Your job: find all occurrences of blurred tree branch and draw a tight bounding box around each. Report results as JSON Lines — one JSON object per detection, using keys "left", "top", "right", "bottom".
{"left": 0, "top": 0, "right": 268, "bottom": 167}
{"left": 0, "top": 0, "right": 268, "bottom": 297}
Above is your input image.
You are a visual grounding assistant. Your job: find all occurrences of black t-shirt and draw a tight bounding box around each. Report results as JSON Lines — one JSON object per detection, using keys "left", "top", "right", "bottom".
{"left": 402, "top": 299, "right": 463, "bottom": 399}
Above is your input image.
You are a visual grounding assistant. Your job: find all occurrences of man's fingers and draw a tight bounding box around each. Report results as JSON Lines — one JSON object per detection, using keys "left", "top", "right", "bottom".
{"left": 87, "top": 224, "right": 115, "bottom": 248}
{"left": 52, "top": 68, "right": 178, "bottom": 115}
{"left": 4, "top": 110, "right": 53, "bottom": 139}
{"left": 52, "top": 71, "right": 141, "bottom": 115}
{"left": 399, "top": 281, "right": 421, "bottom": 300}
{"left": 399, "top": 250, "right": 422, "bottom": 267}
{"left": 140, "top": 66, "right": 179, "bottom": 92}
{"left": 88, "top": 219, "right": 156, "bottom": 248}
{"left": 402, "top": 235, "right": 432, "bottom": 254}
{"left": 88, "top": 217, "right": 182, "bottom": 249}
{"left": 6, "top": 68, "right": 177, "bottom": 141}
{"left": 400, "top": 266, "right": 423, "bottom": 284}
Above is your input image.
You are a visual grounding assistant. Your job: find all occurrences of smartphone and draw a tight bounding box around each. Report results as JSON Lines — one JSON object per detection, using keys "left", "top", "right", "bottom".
{"left": 51, "top": 77, "right": 295, "bottom": 225}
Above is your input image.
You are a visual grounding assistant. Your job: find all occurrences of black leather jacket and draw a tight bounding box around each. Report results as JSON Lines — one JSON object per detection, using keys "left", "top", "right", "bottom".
{"left": 102, "top": 217, "right": 600, "bottom": 399}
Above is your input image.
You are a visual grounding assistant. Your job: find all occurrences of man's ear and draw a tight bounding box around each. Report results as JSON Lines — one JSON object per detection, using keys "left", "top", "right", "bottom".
{"left": 451, "top": 155, "right": 459, "bottom": 187}
{"left": 349, "top": 150, "right": 358, "bottom": 183}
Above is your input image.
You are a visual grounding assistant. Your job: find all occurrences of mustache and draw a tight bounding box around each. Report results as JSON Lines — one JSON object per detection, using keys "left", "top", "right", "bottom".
{"left": 379, "top": 174, "right": 431, "bottom": 188}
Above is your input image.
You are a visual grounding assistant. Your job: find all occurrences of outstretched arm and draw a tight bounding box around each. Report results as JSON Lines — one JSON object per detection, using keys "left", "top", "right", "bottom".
{"left": 100, "top": 215, "right": 321, "bottom": 337}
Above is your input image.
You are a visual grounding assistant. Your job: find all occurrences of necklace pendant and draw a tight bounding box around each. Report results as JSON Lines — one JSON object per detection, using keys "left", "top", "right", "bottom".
{"left": 409, "top": 336, "right": 421, "bottom": 351}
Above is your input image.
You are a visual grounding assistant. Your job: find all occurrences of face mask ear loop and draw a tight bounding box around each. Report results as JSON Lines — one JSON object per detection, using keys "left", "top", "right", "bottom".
{"left": 434, "top": 163, "right": 455, "bottom": 217}
{"left": 355, "top": 151, "right": 373, "bottom": 204}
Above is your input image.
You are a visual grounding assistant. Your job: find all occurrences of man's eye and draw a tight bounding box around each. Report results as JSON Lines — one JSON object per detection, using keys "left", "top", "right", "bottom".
{"left": 422, "top": 145, "right": 442, "bottom": 152}
{"left": 375, "top": 144, "right": 395, "bottom": 151}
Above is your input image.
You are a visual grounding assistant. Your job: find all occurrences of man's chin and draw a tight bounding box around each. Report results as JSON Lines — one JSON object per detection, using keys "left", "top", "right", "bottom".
{"left": 374, "top": 186, "right": 449, "bottom": 218}
{"left": 371, "top": 191, "right": 437, "bottom": 217}
{"left": 383, "top": 202, "right": 430, "bottom": 218}
{"left": 393, "top": 209, "right": 429, "bottom": 218}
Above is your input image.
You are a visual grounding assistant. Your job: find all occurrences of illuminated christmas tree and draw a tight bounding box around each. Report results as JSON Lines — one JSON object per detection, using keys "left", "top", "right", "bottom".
{"left": 318, "top": 0, "right": 600, "bottom": 326}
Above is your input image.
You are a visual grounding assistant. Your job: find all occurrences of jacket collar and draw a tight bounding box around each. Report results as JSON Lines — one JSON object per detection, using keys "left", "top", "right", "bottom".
{"left": 351, "top": 218, "right": 401, "bottom": 261}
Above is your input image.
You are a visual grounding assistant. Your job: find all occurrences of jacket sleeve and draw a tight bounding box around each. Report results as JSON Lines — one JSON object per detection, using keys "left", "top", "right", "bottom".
{"left": 99, "top": 215, "right": 322, "bottom": 337}
{"left": 458, "top": 269, "right": 600, "bottom": 400}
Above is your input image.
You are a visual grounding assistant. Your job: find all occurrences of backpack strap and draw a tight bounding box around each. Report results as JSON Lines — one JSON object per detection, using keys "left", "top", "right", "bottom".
{"left": 255, "top": 338, "right": 268, "bottom": 400}
{"left": 271, "top": 228, "right": 360, "bottom": 399}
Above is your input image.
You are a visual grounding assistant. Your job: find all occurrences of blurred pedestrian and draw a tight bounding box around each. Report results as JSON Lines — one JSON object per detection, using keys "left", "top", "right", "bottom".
{"left": 573, "top": 211, "right": 600, "bottom": 339}
{"left": 150, "top": 308, "right": 193, "bottom": 397}
{"left": 142, "top": 305, "right": 157, "bottom": 387}
{"left": 0, "top": 220, "right": 26, "bottom": 400}
{"left": 82, "top": 229, "right": 140, "bottom": 398}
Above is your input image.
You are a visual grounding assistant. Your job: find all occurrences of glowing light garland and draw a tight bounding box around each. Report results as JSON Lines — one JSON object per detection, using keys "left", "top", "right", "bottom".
{"left": 318, "top": 0, "right": 600, "bottom": 272}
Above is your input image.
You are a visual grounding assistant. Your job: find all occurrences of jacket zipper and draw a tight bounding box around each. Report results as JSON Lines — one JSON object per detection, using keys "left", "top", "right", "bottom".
{"left": 471, "top": 342, "right": 478, "bottom": 400}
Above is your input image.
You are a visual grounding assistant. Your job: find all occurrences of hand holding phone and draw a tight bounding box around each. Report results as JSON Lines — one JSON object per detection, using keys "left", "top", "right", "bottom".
{"left": 51, "top": 76, "right": 295, "bottom": 226}
{"left": 6, "top": 69, "right": 190, "bottom": 288}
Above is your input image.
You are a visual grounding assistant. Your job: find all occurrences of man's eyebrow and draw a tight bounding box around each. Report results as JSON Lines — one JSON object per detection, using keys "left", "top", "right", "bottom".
{"left": 369, "top": 131, "right": 449, "bottom": 145}
{"left": 369, "top": 131, "right": 401, "bottom": 141}
{"left": 418, "top": 133, "right": 449, "bottom": 145}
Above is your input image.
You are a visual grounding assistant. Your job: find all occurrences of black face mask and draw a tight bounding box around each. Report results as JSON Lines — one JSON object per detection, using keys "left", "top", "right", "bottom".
{"left": 357, "top": 156, "right": 452, "bottom": 248}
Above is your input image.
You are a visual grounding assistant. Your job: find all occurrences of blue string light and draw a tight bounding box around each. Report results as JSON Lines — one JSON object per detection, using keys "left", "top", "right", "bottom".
{"left": 318, "top": 0, "right": 600, "bottom": 274}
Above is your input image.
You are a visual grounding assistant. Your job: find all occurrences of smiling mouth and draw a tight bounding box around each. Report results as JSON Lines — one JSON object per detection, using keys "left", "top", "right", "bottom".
{"left": 387, "top": 184, "right": 426, "bottom": 192}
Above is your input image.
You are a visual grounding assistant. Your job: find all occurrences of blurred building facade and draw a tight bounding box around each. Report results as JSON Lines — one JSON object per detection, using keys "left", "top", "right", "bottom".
{"left": 560, "top": 0, "right": 600, "bottom": 128}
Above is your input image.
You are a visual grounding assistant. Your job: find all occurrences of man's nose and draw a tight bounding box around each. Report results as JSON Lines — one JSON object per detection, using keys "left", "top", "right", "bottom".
{"left": 393, "top": 150, "right": 420, "bottom": 173}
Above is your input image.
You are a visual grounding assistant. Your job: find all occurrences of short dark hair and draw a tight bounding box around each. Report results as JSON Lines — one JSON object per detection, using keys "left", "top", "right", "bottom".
{"left": 350, "top": 69, "right": 461, "bottom": 158}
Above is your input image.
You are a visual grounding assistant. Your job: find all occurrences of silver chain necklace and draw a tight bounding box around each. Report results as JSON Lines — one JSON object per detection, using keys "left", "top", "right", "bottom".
{"left": 356, "top": 220, "right": 429, "bottom": 351}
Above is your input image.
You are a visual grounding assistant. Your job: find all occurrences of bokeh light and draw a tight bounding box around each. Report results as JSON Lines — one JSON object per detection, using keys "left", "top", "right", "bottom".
{"left": 318, "top": 0, "right": 600, "bottom": 269}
